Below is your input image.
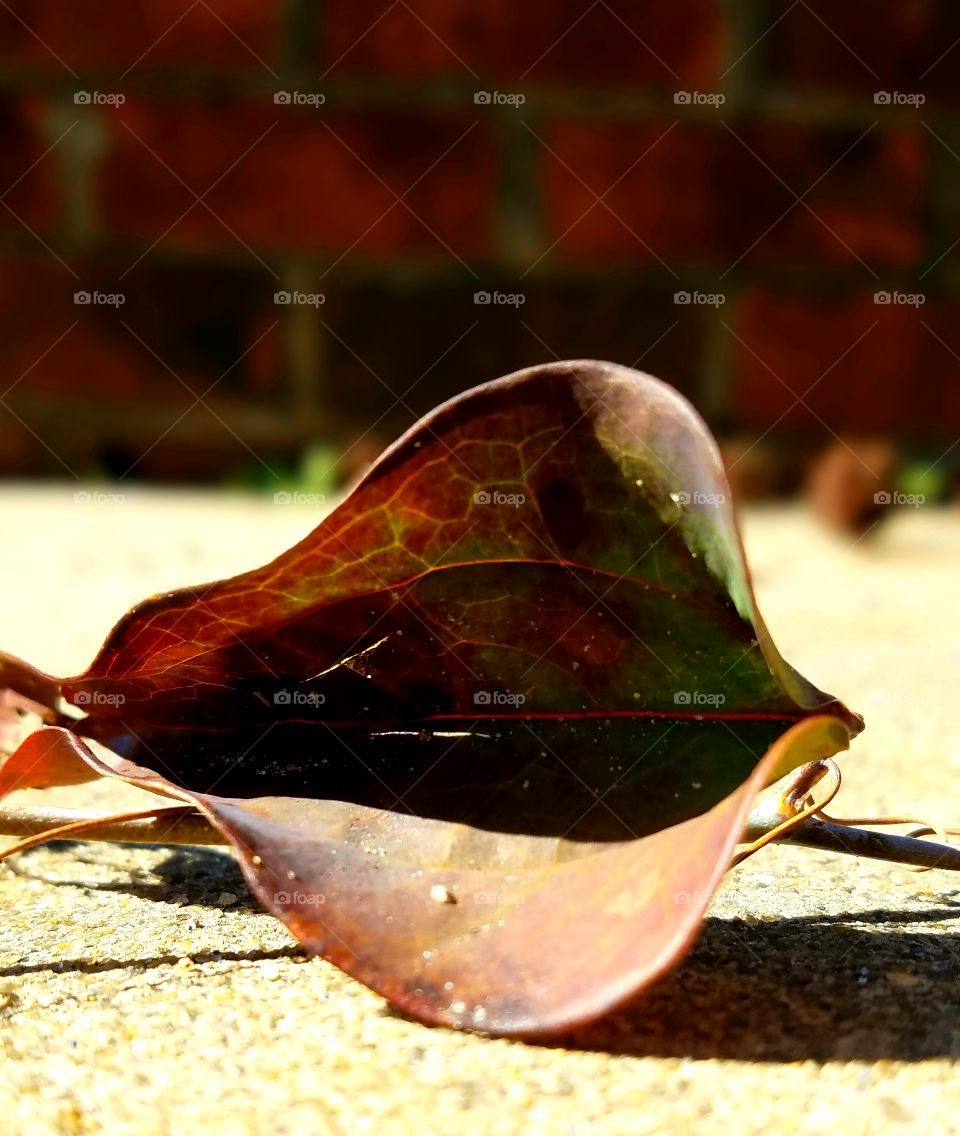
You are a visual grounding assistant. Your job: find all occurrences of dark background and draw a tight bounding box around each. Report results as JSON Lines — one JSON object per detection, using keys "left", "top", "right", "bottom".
{"left": 1, "top": 0, "right": 958, "bottom": 498}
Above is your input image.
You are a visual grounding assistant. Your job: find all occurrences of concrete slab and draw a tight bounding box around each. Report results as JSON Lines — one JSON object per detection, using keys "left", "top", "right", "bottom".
{"left": 1, "top": 490, "right": 958, "bottom": 1135}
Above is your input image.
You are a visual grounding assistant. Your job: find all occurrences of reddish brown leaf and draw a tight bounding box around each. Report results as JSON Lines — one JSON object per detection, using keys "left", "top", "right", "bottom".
{"left": 0, "top": 361, "right": 862, "bottom": 1034}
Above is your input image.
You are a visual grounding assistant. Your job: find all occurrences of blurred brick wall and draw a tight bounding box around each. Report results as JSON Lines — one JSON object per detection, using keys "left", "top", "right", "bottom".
{"left": 0, "top": 1, "right": 959, "bottom": 480}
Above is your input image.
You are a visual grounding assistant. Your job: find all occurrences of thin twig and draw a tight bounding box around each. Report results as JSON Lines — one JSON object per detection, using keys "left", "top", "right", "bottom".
{"left": 0, "top": 804, "right": 224, "bottom": 853}
{"left": 4, "top": 803, "right": 960, "bottom": 874}
{"left": 783, "top": 817, "right": 960, "bottom": 871}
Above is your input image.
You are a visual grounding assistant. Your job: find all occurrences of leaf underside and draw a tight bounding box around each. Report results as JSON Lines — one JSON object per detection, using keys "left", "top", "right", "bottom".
{"left": 0, "top": 360, "right": 862, "bottom": 1035}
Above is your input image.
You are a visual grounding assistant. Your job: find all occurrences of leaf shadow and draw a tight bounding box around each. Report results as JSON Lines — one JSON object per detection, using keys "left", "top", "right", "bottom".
{"left": 6, "top": 841, "right": 253, "bottom": 907}
{"left": 0, "top": 844, "right": 300, "bottom": 980}
{"left": 0, "top": 946, "right": 302, "bottom": 980}
{"left": 11, "top": 845, "right": 960, "bottom": 1060}
{"left": 547, "top": 906, "right": 960, "bottom": 1062}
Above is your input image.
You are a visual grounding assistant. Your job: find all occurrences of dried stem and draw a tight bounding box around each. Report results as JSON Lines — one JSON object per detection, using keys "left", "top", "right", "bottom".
{"left": 0, "top": 804, "right": 224, "bottom": 855}
{"left": 2, "top": 798, "right": 960, "bottom": 875}
{"left": 738, "top": 758, "right": 960, "bottom": 872}
{"left": 782, "top": 817, "right": 960, "bottom": 871}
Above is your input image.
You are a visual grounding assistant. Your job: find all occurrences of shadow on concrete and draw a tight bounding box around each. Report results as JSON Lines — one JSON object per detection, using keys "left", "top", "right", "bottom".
{"left": 547, "top": 906, "right": 960, "bottom": 1061}
{"left": 4, "top": 841, "right": 252, "bottom": 906}
{"left": 9, "top": 843, "right": 960, "bottom": 1060}
{"left": 0, "top": 946, "right": 302, "bottom": 980}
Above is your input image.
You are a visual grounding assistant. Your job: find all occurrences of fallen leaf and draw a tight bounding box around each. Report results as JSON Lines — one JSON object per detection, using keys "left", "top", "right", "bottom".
{"left": 0, "top": 360, "right": 862, "bottom": 1035}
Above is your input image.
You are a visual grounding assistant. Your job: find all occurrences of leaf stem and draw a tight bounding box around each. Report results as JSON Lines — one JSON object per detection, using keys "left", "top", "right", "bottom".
{"left": 3, "top": 803, "right": 960, "bottom": 874}
{"left": 0, "top": 804, "right": 224, "bottom": 856}
{"left": 782, "top": 817, "right": 960, "bottom": 871}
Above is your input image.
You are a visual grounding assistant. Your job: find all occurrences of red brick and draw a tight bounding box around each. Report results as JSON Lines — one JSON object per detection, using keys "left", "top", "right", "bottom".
{"left": 732, "top": 289, "right": 960, "bottom": 438}
{"left": 321, "top": 279, "right": 705, "bottom": 440}
{"left": 0, "top": 255, "right": 289, "bottom": 477}
{"left": 97, "top": 99, "right": 497, "bottom": 257}
{"left": 769, "top": 0, "right": 960, "bottom": 102}
{"left": 0, "top": 256, "right": 281, "bottom": 405}
{"left": 542, "top": 118, "right": 723, "bottom": 264}
{"left": 0, "top": 259, "right": 149, "bottom": 404}
{"left": 323, "top": 0, "right": 726, "bottom": 89}
{"left": 121, "top": 261, "right": 285, "bottom": 398}
{"left": 0, "top": 1, "right": 280, "bottom": 72}
{"left": 541, "top": 118, "right": 924, "bottom": 268}
{"left": 0, "top": 96, "right": 58, "bottom": 232}
{"left": 726, "top": 124, "right": 925, "bottom": 268}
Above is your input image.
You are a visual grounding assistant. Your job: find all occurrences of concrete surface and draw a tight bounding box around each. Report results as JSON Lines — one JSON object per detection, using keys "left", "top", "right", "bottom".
{"left": 1, "top": 487, "right": 959, "bottom": 1136}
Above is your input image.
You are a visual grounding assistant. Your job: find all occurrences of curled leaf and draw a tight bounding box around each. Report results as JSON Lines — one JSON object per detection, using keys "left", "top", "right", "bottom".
{"left": 0, "top": 360, "right": 862, "bottom": 1035}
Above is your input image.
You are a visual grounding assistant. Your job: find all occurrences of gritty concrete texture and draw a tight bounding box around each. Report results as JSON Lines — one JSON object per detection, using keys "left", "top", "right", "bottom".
{"left": 1, "top": 487, "right": 959, "bottom": 1136}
